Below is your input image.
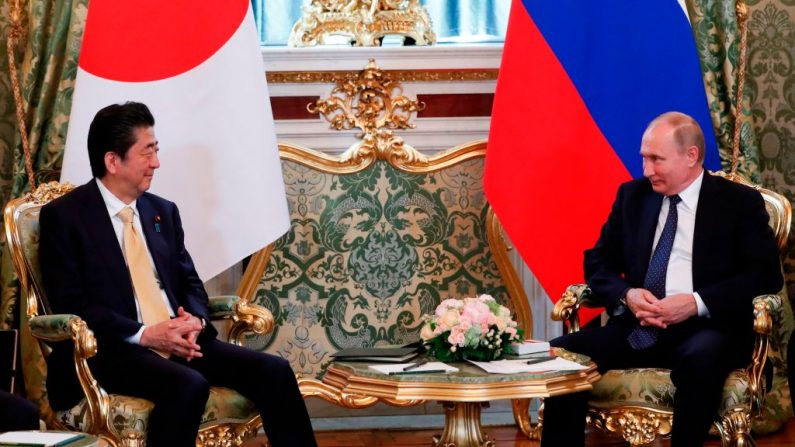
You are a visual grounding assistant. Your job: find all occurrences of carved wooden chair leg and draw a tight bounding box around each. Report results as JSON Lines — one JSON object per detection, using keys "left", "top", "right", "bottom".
{"left": 119, "top": 429, "right": 146, "bottom": 447}
{"left": 511, "top": 398, "right": 541, "bottom": 440}
{"left": 715, "top": 408, "right": 756, "bottom": 447}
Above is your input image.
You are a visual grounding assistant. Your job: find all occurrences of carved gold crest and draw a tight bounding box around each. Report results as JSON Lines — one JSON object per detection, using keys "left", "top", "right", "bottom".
{"left": 308, "top": 59, "right": 428, "bottom": 166}
{"left": 289, "top": 0, "right": 436, "bottom": 47}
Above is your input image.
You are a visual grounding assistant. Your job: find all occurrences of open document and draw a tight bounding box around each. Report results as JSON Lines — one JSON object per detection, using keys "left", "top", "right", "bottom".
{"left": 369, "top": 362, "right": 459, "bottom": 375}
{"left": 468, "top": 357, "right": 588, "bottom": 374}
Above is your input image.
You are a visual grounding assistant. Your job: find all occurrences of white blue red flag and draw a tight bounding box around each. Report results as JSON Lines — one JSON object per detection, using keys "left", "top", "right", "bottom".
{"left": 62, "top": 0, "right": 289, "bottom": 280}
{"left": 485, "top": 0, "right": 719, "bottom": 321}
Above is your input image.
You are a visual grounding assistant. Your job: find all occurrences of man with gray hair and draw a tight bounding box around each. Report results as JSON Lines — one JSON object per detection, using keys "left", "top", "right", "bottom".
{"left": 541, "top": 112, "right": 783, "bottom": 446}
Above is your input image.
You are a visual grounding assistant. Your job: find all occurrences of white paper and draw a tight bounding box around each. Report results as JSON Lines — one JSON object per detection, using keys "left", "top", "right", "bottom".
{"left": 0, "top": 431, "right": 83, "bottom": 446}
{"left": 467, "top": 358, "right": 588, "bottom": 374}
{"left": 368, "top": 361, "right": 459, "bottom": 374}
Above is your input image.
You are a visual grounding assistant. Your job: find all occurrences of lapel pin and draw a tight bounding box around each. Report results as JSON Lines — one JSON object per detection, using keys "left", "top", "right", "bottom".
{"left": 154, "top": 215, "right": 161, "bottom": 233}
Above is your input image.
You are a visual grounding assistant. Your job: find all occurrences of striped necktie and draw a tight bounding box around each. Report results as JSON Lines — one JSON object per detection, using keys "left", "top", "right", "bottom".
{"left": 627, "top": 194, "right": 681, "bottom": 350}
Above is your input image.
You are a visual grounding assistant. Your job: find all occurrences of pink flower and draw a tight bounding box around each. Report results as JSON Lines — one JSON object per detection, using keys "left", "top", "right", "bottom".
{"left": 448, "top": 330, "right": 466, "bottom": 347}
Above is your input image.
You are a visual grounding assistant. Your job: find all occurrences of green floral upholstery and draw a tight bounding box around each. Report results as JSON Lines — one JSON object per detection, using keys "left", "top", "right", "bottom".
{"left": 54, "top": 387, "right": 256, "bottom": 436}
{"left": 208, "top": 295, "right": 240, "bottom": 319}
{"left": 17, "top": 206, "right": 46, "bottom": 310}
{"left": 589, "top": 369, "right": 676, "bottom": 412}
{"left": 241, "top": 155, "right": 524, "bottom": 380}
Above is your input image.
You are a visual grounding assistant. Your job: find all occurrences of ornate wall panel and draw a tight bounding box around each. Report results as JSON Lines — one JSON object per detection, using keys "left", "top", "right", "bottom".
{"left": 747, "top": 0, "right": 795, "bottom": 302}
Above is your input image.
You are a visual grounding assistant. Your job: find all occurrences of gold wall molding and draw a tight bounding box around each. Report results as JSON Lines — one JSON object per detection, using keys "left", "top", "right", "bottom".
{"left": 267, "top": 69, "right": 499, "bottom": 84}
{"left": 307, "top": 59, "right": 427, "bottom": 164}
{"left": 289, "top": 0, "right": 436, "bottom": 47}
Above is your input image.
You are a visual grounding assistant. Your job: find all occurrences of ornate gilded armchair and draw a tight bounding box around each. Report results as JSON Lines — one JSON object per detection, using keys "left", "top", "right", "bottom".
{"left": 235, "top": 60, "right": 537, "bottom": 435}
{"left": 551, "top": 172, "right": 794, "bottom": 446}
{"left": 4, "top": 182, "right": 272, "bottom": 447}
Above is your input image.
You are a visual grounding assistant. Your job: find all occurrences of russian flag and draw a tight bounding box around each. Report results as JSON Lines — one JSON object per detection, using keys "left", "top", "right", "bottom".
{"left": 62, "top": 0, "right": 289, "bottom": 280}
{"left": 485, "top": 0, "right": 720, "bottom": 322}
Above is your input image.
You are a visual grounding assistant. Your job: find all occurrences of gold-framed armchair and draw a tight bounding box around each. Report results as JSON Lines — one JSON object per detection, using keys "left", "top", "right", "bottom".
{"left": 551, "top": 171, "right": 794, "bottom": 446}
{"left": 4, "top": 182, "right": 273, "bottom": 447}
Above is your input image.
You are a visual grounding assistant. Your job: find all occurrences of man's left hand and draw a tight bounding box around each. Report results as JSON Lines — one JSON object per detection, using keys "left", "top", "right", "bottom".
{"left": 176, "top": 306, "right": 203, "bottom": 360}
{"left": 653, "top": 294, "right": 698, "bottom": 325}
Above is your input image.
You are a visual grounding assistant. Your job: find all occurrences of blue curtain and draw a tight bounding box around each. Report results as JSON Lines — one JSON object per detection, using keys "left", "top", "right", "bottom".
{"left": 252, "top": 0, "right": 508, "bottom": 46}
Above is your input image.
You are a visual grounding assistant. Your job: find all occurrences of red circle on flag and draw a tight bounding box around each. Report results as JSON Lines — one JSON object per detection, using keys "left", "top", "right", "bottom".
{"left": 79, "top": 0, "right": 248, "bottom": 82}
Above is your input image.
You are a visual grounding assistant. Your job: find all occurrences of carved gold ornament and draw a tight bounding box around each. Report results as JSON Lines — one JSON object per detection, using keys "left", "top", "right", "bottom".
{"left": 308, "top": 59, "right": 428, "bottom": 167}
{"left": 587, "top": 408, "right": 672, "bottom": 446}
{"left": 289, "top": 0, "right": 436, "bottom": 47}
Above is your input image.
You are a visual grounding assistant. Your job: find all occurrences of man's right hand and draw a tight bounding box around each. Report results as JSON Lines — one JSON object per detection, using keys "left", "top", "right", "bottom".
{"left": 625, "top": 288, "right": 666, "bottom": 329}
{"left": 140, "top": 318, "right": 203, "bottom": 360}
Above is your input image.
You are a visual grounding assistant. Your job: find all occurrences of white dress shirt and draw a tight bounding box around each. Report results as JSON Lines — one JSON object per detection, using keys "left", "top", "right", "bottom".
{"left": 96, "top": 179, "right": 175, "bottom": 344}
{"left": 651, "top": 170, "right": 710, "bottom": 317}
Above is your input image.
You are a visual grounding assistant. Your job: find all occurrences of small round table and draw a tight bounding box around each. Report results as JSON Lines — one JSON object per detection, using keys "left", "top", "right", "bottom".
{"left": 323, "top": 350, "right": 600, "bottom": 447}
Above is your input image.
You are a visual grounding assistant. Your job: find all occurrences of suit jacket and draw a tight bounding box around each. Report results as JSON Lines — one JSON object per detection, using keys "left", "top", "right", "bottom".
{"left": 585, "top": 172, "right": 783, "bottom": 334}
{"left": 39, "top": 179, "right": 218, "bottom": 352}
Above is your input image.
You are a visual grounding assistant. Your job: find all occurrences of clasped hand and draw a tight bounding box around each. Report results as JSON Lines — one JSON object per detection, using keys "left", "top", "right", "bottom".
{"left": 625, "top": 288, "right": 697, "bottom": 329}
{"left": 140, "top": 306, "right": 203, "bottom": 360}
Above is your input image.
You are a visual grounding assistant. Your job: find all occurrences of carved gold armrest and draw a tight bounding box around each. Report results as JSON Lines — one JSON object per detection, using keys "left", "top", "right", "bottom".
{"left": 746, "top": 294, "right": 779, "bottom": 414}
{"left": 227, "top": 297, "right": 275, "bottom": 346}
{"left": 29, "top": 315, "right": 115, "bottom": 439}
{"left": 551, "top": 284, "right": 593, "bottom": 334}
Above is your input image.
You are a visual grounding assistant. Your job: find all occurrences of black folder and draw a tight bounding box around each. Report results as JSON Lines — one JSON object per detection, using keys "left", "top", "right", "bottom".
{"left": 331, "top": 347, "right": 418, "bottom": 363}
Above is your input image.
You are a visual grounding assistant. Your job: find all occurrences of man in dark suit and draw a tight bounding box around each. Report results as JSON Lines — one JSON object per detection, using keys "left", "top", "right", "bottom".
{"left": 39, "top": 102, "right": 317, "bottom": 447}
{"left": 0, "top": 391, "right": 39, "bottom": 431}
{"left": 541, "top": 112, "right": 783, "bottom": 447}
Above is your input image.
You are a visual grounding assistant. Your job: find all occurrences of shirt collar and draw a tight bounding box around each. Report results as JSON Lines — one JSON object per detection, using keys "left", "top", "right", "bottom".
{"left": 674, "top": 169, "right": 704, "bottom": 211}
{"left": 96, "top": 178, "right": 138, "bottom": 218}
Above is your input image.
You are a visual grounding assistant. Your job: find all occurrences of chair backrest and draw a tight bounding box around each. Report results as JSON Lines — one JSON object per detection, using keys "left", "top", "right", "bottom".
{"left": 4, "top": 182, "right": 75, "bottom": 422}
{"left": 712, "top": 171, "right": 794, "bottom": 432}
{"left": 236, "top": 140, "right": 531, "bottom": 378}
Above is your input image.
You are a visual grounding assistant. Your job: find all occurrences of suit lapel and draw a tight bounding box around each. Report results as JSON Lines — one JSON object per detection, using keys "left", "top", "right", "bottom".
{"left": 692, "top": 172, "right": 717, "bottom": 287}
{"left": 137, "top": 195, "right": 177, "bottom": 309}
{"left": 78, "top": 180, "right": 136, "bottom": 315}
{"left": 638, "top": 188, "right": 663, "bottom": 272}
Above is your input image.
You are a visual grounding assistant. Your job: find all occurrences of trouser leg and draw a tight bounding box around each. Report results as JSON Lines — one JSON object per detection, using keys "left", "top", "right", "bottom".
{"left": 93, "top": 347, "right": 210, "bottom": 447}
{"left": 193, "top": 339, "right": 317, "bottom": 447}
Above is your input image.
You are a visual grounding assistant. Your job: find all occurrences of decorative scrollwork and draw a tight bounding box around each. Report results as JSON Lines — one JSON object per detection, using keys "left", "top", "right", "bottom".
{"left": 229, "top": 300, "right": 275, "bottom": 346}
{"left": 289, "top": 0, "right": 436, "bottom": 47}
{"left": 118, "top": 429, "right": 145, "bottom": 447}
{"left": 747, "top": 295, "right": 777, "bottom": 414}
{"left": 715, "top": 407, "right": 754, "bottom": 447}
{"left": 308, "top": 59, "right": 428, "bottom": 167}
{"left": 588, "top": 408, "right": 672, "bottom": 446}
{"left": 28, "top": 181, "right": 75, "bottom": 204}
{"left": 552, "top": 284, "right": 589, "bottom": 333}
{"left": 195, "top": 417, "right": 263, "bottom": 447}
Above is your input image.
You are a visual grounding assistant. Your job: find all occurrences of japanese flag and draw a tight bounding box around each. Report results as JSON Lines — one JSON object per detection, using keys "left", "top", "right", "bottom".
{"left": 62, "top": 0, "right": 288, "bottom": 280}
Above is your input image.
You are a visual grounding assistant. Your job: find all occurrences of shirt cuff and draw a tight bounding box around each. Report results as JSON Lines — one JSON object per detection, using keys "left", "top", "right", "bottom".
{"left": 693, "top": 292, "right": 710, "bottom": 318}
{"left": 125, "top": 325, "right": 146, "bottom": 344}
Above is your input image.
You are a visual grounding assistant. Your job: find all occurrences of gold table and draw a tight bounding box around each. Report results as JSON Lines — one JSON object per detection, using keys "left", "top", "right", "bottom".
{"left": 323, "top": 351, "right": 600, "bottom": 447}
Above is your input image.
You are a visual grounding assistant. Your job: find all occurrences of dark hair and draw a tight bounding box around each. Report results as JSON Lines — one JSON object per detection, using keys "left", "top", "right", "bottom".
{"left": 87, "top": 102, "right": 155, "bottom": 178}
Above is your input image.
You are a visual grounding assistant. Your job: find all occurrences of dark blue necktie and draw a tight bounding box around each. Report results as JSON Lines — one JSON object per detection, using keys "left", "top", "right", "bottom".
{"left": 627, "top": 194, "right": 681, "bottom": 350}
